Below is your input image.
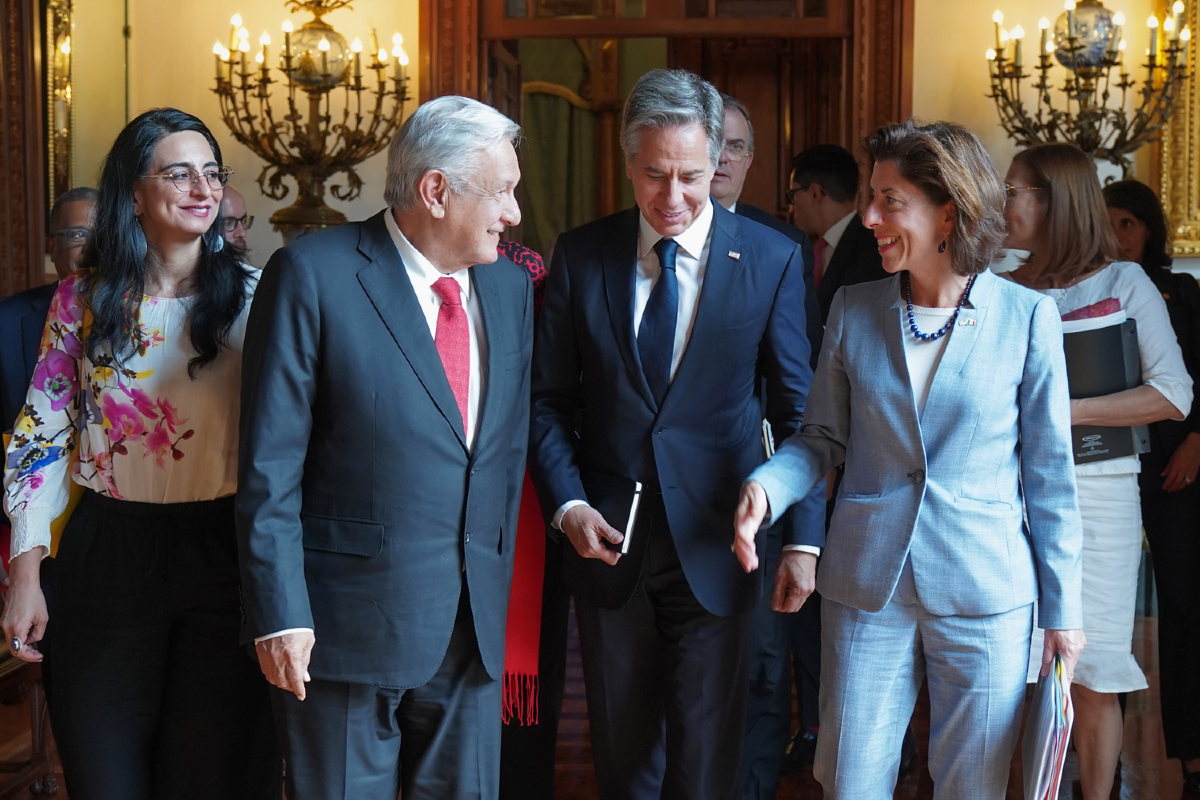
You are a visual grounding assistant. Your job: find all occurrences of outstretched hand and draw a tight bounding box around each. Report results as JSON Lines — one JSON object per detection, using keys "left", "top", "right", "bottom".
{"left": 733, "top": 481, "right": 769, "bottom": 572}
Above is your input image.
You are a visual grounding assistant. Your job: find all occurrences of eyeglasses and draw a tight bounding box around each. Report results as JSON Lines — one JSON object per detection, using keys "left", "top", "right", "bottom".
{"left": 1004, "top": 183, "right": 1043, "bottom": 199}
{"left": 139, "top": 166, "right": 234, "bottom": 192}
{"left": 222, "top": 214, "right": 255, "bottom": 233}
{"left": 49, "top": 227, "right": 92, "bottom": 246}
{"left": 784, "top": 187, "right": 800, "bottom": 204}
{"left": 721, "top": 141, "right": 752, "bottom": 162}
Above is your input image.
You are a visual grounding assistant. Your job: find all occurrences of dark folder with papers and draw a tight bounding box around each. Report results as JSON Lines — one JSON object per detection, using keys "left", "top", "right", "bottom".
{"left": 1061, "top": 311, "right": 1148, "bottom": 464}
{"left": 1022, "top": 654, "right": 1074, "bottom": 800}
{"left": 578, "top": 469, "right": 642, "bottom": 556}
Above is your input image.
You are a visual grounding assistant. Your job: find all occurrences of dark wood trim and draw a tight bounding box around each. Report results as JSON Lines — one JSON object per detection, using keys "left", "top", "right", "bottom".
{"left": 420, "top": 0, "right": 482, "bottom": 101}
{"left": 480, "top": 16, "right": 850, "bottom": 40}
{"left": 0, "top": 0, "right": 47, "bottom": 299}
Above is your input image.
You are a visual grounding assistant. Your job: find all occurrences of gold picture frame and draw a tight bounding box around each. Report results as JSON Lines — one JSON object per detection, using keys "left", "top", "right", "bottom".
{"left": 45, "top": 0, "right": 73, "bottom": 215}
{"left": 1161, "top": 0, "right": 1200, "bottom": 255}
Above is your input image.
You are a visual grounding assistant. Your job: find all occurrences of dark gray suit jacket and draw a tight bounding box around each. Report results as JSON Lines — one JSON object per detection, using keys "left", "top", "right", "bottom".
{"left": 236, "top": 211, "right": 534, "bottom": 687}
{"left": 0, "top": 282, "right": 57, "bottom": 431}
{"left": 815, "top": 214, "right": 889, "bottom": 325}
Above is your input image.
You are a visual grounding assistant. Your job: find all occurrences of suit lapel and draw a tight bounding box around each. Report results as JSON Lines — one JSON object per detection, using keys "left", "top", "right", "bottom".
{"left": 602, "top": 209, "right": 656, "bottom": 411}
{"left": 469, "top": 264, "right": 505, "bottom": 456}
{"left": 883, "top": 277, "right": 919, "bottom": 420}
{"left": 819, "top": 218, "right": 857, "bottom": 305}
{"left": 355, "top": 212, "right": 469, "bottom": 453}
{"left": 918, "top": 269, "right": 993, "bottom": 423}
{"left": 659, "top": 207, "right": 745, "bottom": 418}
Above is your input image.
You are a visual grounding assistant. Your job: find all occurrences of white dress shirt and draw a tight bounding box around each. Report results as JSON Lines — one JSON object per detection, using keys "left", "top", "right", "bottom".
{"left": 902, "top": 307, "right": 955, "bottom": 417}
{"left": 255, "top": 212, "right": 489, "bottom": 643}
{"left": 817, "top": 210, "right": 857, "bottom": 272}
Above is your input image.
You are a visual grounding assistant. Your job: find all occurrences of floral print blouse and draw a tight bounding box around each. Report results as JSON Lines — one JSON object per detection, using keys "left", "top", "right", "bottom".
{"left": 3, "top": 270, "right": 258, "bottom": 558}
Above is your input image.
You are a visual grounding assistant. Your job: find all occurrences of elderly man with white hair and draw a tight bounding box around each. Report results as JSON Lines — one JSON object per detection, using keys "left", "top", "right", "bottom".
{"left": 236, "top": 95, "right": 532, "bottom": 800}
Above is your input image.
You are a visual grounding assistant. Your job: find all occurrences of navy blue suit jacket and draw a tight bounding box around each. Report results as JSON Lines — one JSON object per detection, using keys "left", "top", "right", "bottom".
{"left": 0, "top": 282, "right": 57, "bottom": 431}
{"left": 237, "top": 211, "right": 533, "bottom": 687}
{"left": 529, "top": 203, "right": 819, "bottom": 616}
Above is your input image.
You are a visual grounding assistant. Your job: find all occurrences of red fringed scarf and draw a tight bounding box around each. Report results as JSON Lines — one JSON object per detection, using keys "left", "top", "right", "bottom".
{"left": 503, "top": 471, "right": 546, "bottom": 725}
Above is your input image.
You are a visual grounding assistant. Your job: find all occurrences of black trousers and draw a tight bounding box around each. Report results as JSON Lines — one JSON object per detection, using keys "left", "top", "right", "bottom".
{"left": 575, "top": 493, "right": 751, "bottom": 800}
{"left": 274, "top": 582, "right": 502, "bottom": 800}
{"left": 741, "top": 524, "right": 789, "bottom": 800}
{"left": 499, "top": 536, "right": 570, "bottom": 800}
{"left": 50, "top": 491, "right": 280, "bottom": 800}
{"left": 1140, "top": 479, "right": 1200, "bottom": 761}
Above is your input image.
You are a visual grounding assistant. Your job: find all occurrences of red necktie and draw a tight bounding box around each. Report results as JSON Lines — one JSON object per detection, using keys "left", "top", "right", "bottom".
{"left": 432, "top": 277, "right": 470, "bottom": 437}
{"left": 813, "top": 237, "right": 828, "bottom": 289}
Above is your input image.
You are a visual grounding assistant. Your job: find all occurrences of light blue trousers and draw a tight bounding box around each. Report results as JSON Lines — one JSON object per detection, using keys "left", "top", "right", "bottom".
{"left": 814, "top": 594, "right": 1034, "bottom": 800}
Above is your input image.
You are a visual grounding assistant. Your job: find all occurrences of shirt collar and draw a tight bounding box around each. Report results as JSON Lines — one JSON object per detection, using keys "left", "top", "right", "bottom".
{"left": 637, "top": 198, "right": 714, "bottom": 261}
{"left": 384, "top": 209, "right": 472, "bottom": 300}
{"left": 822, "top": 210, "right": 857, "bottom": 250}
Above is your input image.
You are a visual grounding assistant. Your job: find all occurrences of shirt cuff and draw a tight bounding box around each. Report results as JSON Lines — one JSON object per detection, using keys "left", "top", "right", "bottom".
{"left": 8, "top": 511, "right": 54, "bottom": 561}
{"left": 254, "top": 628, "right": 315, "bottom": 644}
{"left": 783, "top": 544, "right": 822, "bottom": 556}
{"left": 552, "top": 500, "right": 590, "bottom": 531}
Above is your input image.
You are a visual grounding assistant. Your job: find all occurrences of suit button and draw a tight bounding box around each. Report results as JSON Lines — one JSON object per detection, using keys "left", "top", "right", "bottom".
{"left": 465, "top": 531, "right": 471, "bottom": 543}
{"left": 470, "top": 468, "right": 478, "bottom": 475}
{"left": 908, "top": 469, "right": 925, "bottom": 483}
{"left": 654, "top": 426, "right": 666, "bottom": 434}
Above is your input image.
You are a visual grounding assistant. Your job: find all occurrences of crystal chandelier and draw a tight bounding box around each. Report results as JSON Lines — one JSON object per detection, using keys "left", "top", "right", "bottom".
{"left": 211, "top": 0, "right": 410, "bottom": 242}
{"left": 986, "top": 0, "right": 1190, "bottom": 172}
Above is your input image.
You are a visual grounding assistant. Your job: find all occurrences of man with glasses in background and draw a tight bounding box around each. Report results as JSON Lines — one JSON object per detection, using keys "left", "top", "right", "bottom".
{"left": 0, "top": 185, "right": 97, "bottom": 704}
{"left": 220, "top": 184, "right": 254, "bottom": 261}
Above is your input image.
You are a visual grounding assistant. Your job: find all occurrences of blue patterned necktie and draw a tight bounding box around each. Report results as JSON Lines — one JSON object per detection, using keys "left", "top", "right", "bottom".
{"left": 638, "top": 238, "right": 679, "bottom": 407}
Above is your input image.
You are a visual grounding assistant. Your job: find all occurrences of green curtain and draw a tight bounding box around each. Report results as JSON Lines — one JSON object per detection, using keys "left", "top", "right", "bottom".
{"left": 518, "top": 40, "right": 596, "bottom": 257}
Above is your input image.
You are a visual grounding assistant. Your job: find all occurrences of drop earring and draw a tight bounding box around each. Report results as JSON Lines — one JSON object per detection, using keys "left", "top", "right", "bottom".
{"left": 938, "top": 239, "right": 947, "bottom": 254}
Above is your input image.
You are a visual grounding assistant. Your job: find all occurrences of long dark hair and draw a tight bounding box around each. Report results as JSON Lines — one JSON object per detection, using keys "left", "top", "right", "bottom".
{"left": 81, "top": 108, "right": 252, "bottom": 377}
{"left": 1102, "top": 179, "right": 1173, "bottom": 273}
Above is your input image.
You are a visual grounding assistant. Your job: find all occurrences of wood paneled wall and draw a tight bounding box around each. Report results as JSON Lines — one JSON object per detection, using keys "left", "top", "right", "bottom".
{"left": 0, "top": 0, "right": 47, "bottom": 299}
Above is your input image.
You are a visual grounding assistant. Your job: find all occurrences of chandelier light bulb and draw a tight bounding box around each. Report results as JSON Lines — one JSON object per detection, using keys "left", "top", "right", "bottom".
{"left": 1011, "top": 24, "right": 1025, "bottom": 39}
{"left": 393, "top": 33, "right": 403, "bottom": 45}
{"left": 1174, "top": 0, "right": 1185, "bottom": 13}
{"left": 239, "top": 39, "right": 250, "bottom": 52}
{"left": 213, "top": 41, "right": 223, "bottom": 55}
{"left": 1149, "top": 15, "right": 1159, "bottom": 28}
{"left": 60, "top": 40, "right": 70, "bottom": 55}
{"left": 318, "top": 37, "right": 330, "bottom": 52}
{"left": 238, "top": 27, "right": 250, "bottom": 41}
{"left": 994, "top": 10, "right": 1004, "bottom": 23}
{"left": 231, "top": 13, "right": 242, "bottom": 27}
{"left": 391, "top": 44, "right": 402, "bottom": 58}
{"left": 1166, "top": 17, "right": 1176, "bottom": 32}
{"left": 1047, "top": 40, "right": 1056, "bottom": 52}
{"left": 399, "top": 47, "right": 410, "bottom": 66}
{"left": 281, "top": 20, "right": 293, "bottom": 33}
{"left": 1113, "top": 12, "right": 1125, "bottom": 26}
{"left": 221, "top": 46, "right": 231, "bottom": 59}
{"left": 378, "top": 48, "right": 388, "bottom": 62}
{"left": 1119, "top": 39, "right": 1127, "bottom": 49}
{"left": 1064, "top": 0, "right": 1075, "bottom": 10}
{"left": 351, "top": 39, "right": 363, "bottom": 52}
{"left": 256, "top": 51, "right": 264, "bottom": 64}
{"left": 1183, "top": 27, "right": 1193, "bottom": 41}
{"left": 986, "top": 48, "right": 997, "bottom": 60}
{"left": 1000, "top": 28, "right": 1010, "bottom": 43}
{"left": 1039, "top": 17, "right": 1050, "bottom": 29}
{"left": 260, "top": 32, "right": 271, "bottom": 46}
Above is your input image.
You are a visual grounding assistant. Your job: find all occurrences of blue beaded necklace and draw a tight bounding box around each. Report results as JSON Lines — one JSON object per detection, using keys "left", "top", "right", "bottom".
{"left": 903, "top": 271, "right": 977, "bottom": 342}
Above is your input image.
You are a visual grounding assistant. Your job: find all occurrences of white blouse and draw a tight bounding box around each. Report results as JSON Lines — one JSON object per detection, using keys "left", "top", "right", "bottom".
{"left": 3, "top": 270, "right": 258, "bottom": 558}
{"left": 902, "top": 306, "right": 956, "bottom": 418}
{"left": 1012, "top": 260, "right": 1193, "bottom": 476}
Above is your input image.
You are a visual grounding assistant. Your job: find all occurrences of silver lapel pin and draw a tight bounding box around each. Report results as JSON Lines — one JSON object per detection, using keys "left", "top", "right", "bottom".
{"left": 957, "top": 317, "right": 977, "bottom": 327}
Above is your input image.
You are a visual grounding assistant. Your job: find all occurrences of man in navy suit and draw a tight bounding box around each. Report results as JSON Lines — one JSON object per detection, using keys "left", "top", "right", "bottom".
{"left": 0, "top": 187, "right": 97, "bottom": 429}
{"left": 237, "top": 96, "right": 532, "bottom": 800}
{"left": 529, "top": 69, "right": 820, "bottom": 800}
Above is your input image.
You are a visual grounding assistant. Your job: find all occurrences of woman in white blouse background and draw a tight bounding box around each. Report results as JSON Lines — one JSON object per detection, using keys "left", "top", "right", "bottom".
{"left": 1005, "top": 142, "right": 1193, "bottom": 800}
{"left": 1, "top": 109, "right": 279, "bottom": 799}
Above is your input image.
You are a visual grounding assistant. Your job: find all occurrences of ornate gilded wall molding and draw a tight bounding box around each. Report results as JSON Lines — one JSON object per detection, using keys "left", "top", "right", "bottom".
{"left": 1161, "top": 0, "right": 1200, "bottom": 255}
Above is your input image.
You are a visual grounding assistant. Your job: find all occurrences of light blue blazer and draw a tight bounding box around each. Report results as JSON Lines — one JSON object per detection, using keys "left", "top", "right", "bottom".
{"left": 752, "top": 269, "right": 1083, "bottom": 630}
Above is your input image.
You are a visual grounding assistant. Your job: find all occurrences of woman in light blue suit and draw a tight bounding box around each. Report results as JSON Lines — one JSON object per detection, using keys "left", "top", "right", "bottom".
{"left": 734, "top": 120, "right": 1087, "bottom": 800}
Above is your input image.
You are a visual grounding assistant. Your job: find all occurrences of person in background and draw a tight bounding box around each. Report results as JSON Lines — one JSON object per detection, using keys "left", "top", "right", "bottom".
{"left": 238, "top": 96, "right": 531, "bottom": 800}
{"left": 1, "top": 187, "right": 98, "bottom": 429}
{"left": 495, "top": 240, "right": 569, "bottom": 800}
{"left": 530, "top": 69, "right": 819, "bottom": 800}
{"left": 219, "top": 184, "right": 253, "bottom": 259}
{"left": 735, "top": 120, "right": 1086, "bottom": 800}
{"left": 1103, "top": 178, "right": 1200, "bottom": 795}
{"left": 1004, "top": 144, "right": 1191, "bottom": 800}
{"left": 712, "top": 94, "right": 822, "bottom": 367}
{"left": 709, "top": 94, "right": 826, "bottom": 800}
{"left": 0, "top": 186, "right": 98, "bottom": 704}
{"left": 1, "top": 108, "right": 279, "bottom": 800}
{"left": 781, "top": 144, "right": 904, "bottom": 775}
{"left": 788, "top": 145, "right": 889, "bottom": 325}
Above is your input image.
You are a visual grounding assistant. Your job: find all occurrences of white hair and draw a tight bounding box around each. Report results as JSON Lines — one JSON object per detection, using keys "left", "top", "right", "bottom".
{"left": 621, "top": 69, "right": 724, "bottom": 169}
{"left": 385, "top": 96, "right": 521, "bottom": 210}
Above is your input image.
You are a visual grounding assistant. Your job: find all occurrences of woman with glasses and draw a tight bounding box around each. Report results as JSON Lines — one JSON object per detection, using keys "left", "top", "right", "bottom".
{"left": 1004, "top": 144, "right": 1192, "bottom": 800}
{"left": 1102, "top": 179, "right": 1200, "bottom": 794}
{"left": 1, "top": 108, "right": 279, "bottom": 800}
